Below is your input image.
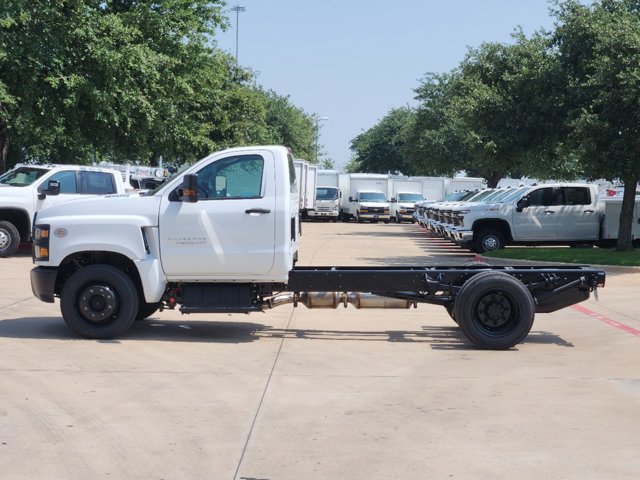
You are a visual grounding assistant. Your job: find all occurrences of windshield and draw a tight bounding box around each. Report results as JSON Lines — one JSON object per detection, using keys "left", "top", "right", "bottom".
{"left": 499, "top": 186, "right": 531, "bottom": 203}
{"left": 359, "top": 192, "right": 386, "bottom": 202}
{"left": 0, "top": 166, "right": 49, "bottom": 187}
{"left": 316, "top": 187, "right": 339, "bottom": 200}
{"left": 466, "top": 189, "right": 497, "bottom": 202}
{"left": 397, "top": 193, "right": 424, "bottom": 202}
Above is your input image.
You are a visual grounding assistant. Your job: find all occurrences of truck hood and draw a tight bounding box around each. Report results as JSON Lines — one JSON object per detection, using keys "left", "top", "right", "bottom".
{"left": 0, "top": 184, "right": 32, "bottom": 198}
{"left": 35, "top": 193, "right": 162, "bottom": 227}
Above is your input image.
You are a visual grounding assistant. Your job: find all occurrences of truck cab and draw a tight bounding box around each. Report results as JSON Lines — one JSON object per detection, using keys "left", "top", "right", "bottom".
{"left": 390, "top": 192, "right": 425, "bottom": 223}
{"left": 347, "top": 191, "right": 390, "bottom": 223}
{"left": 308, "top": 185, "right": 341, "bottom": 221}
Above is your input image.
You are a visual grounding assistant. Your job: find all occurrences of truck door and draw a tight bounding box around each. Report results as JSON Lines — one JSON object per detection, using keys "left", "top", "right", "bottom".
{"left": 555, "top": 186, "right": 599, "bottom": 240}
{"left": 34, "top": 170, "right": 86, "bottom": 211}
{"left": 512, "top": 186, "right": 557, "bottom": 239}
{"left": 158, "top": 151, "right": 276, "bottom": 278}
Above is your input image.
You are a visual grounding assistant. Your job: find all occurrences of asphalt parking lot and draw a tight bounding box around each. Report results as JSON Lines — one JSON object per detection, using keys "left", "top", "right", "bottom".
{"left": 1, "top": 221, "right": 639, "bottom": 479}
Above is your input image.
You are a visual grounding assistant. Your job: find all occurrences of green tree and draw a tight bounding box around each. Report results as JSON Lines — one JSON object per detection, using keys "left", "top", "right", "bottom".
{"left": 554, "top": 0, "right": 640, "bottom": 250}
{"left": 256, "top": 87, "right": 315, "bottom": 160}
{"left": 0, "top": 0, "right": 238, "bottom": 170}
{"left": 350, "top": 107, "right": 415, "bottom": 174}
{"left": 404, "top": 71, "right": 470, "bottom": 178}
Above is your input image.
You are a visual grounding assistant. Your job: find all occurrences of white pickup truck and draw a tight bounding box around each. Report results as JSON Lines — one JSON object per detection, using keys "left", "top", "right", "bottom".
{"left": 441, "top": 183, "right": 624, "bottom": 253}
{"left": 0, "top": 164, "right": 128, "bottom": 257}
{"left": 30, "top": 146, "right": 605, "bottom": 349}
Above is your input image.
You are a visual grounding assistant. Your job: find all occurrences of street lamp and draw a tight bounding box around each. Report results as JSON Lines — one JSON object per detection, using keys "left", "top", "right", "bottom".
{"left": 231, "top": 5, "right": 246, "bottom": 63}
{"left": 314, "top": 115, "right": 330, "bottom": 163}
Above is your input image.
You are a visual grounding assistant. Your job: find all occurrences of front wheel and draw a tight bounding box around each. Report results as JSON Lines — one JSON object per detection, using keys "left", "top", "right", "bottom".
{"left": 0, "top": 220, "right": 21, "bottom": 257}
{"left": 136, "top": 302, "right": 160, "bottom": 321}
{"left": 60, "top": 265, "right": 139, "bottom": 339}
{"left": 453, "top": 271, "right": 535, "bottom": 349}
{"left": 474, "top": 229, "right": 504, "bottom": 253}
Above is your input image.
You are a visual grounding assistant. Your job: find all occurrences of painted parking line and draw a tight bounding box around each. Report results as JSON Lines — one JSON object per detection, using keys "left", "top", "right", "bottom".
{"left": 572, "top": 304, "right": 640, "bottom": 337}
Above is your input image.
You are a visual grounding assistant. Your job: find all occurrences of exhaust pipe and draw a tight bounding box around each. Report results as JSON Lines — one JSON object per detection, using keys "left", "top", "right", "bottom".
{"left": 267, "top": 292, "right": 414, "bottom": 309}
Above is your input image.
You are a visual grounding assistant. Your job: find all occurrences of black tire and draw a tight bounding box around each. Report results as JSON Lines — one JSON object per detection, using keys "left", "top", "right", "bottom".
{"left": 356, "top": 212, "right": 363, "bottom": 223}
{"left": 453, "top": 271, "right": 535, "bottom": 349}
{"left": 136, "top": 302, "right": 160, "bottom": 321}
{"left": 0, "top": 220, "right": 21, "bottom": 258}
{"left": 60, "top": 265, "right": 139, "bottom": 339}
{"left": 473, "top": 229, "right": 504, "bottom": 253}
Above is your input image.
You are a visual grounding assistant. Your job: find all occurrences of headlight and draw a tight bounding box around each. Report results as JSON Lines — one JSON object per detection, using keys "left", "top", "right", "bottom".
{"left": 33, "top": 224, "right": 50, "bottom": 261}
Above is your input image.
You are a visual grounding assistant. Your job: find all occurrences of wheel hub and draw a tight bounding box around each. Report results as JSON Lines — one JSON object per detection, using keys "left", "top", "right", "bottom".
{"left": 477, "top": 293, "right": 512, "bottom": 328}
{"left": 78, "top": 285, "right": 118, "bottom": 323}
{"left": 0, "top": 229, "right": 9, "bottom": 249}
{"left": 483, "top": 236, "right": 499, "bottom": 251}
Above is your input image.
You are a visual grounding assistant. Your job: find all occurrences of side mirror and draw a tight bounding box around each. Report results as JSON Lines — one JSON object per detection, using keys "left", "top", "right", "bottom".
{"left": 38, "top": 180, "right": 61, "bottom": 200}
{"left": 178, "top": 174, "right": 199, "bottom": 203}
{"left": 516, "top": 196, "right": 529, "bottom": 212}
{"left": 349, "top": 196, "right": 354, "bottom": 202}
{"left": 391, "top": 197, "right": 397, "bottom": 203}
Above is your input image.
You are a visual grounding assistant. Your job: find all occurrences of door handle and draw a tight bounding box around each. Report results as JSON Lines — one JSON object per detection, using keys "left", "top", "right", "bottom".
{"left": 245, "top": 208, "right": 271, "bottom": 215}
{"left": 584, "top": 209, "right": 594, "bottom": 213}
{"left": 544, "top": 210, "right": 555, "bottom": 214}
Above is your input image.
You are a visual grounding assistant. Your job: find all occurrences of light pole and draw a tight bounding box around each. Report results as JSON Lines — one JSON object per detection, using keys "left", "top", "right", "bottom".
{"left": 314, "top": 115, "right": 329, "bottom": 163}
{"left": 231, "top": 5, "right": 246, "bottom": 63}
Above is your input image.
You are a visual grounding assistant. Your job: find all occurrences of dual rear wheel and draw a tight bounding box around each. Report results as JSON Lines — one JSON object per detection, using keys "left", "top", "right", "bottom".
{"left": 448, "top": 271, "right": 535, "bottom": 349}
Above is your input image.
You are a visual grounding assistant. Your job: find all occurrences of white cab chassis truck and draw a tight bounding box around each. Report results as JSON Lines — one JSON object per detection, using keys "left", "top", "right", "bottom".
{"left": 0, "top": 164, "right": 128, "bottom": 257}
{"left": 31, "top": 146, "right": 605, "bottom": 350}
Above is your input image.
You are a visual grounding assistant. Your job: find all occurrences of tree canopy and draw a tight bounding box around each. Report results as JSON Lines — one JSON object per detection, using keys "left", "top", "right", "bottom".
{"left": 0, "top": 0, "right": 316, "bottom": 171}
{"left": 351, "top": 0, "right": 640, "bottom": 249}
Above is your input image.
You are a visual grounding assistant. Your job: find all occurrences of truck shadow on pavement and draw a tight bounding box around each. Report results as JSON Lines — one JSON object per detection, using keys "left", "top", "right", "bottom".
{"left": 0, "top": 317, "right": 573, "bottom": 348}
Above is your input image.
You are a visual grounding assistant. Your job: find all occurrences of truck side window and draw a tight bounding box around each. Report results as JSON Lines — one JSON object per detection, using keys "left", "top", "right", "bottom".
{"left": 196, "top": 154, "right": 264, "bottom": 200}
{"left": 43, "top": 170, "right": 77, "bottom": 194}
{"left": 561, "top": 187, "right": 590, "bottom": 205}
{"left": 80, "top": 171, "right": 117, "bottom": 194}
{"left": 526, "top": 187, "right": 554, "bottom": 206}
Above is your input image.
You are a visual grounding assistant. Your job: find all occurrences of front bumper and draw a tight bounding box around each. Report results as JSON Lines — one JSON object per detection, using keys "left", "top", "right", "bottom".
{"left": 31, "top": 267, "right": 58, "bottom": 303}
{"left": 449, "top": 228, "right": 474, "bottom": 244}
{"left": 308, "top": 210, "right": 339, "bottom": 218}
{"left": 359, "top": 213, "right": 390, "bottom": 221}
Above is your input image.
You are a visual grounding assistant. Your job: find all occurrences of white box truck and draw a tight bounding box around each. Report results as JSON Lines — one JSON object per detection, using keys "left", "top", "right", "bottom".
{"left": 293, "top": 159, "right": 317, "bottom": 218}
{"left": 389, "top": 179, "right": 426, "bottom": 223}
{"left": 339, "top": 173, "right": 391, "bottom": 223}
{"left": 309, "top": 169, "right": 341, "bottom": 221}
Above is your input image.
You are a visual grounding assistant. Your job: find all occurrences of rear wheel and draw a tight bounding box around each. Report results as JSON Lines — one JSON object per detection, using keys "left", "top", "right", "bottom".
{"left": 0, "top": 220, "right": 20, "bottom": 257}
{"left": 60, "top": 265, "right": 139, "bottom": 339}
{"left": 453, "top": 271, "right": 534, "bottom": 349}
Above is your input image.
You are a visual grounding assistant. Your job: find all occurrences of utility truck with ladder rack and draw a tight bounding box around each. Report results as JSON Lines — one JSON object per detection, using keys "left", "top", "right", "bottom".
{"left": 30, "top": 146, "right": 605, "bottom": 349}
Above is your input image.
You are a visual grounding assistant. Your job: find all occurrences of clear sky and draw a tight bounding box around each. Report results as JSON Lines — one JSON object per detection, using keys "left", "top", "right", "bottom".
{"left": 215, "top": 0, "right": 560, "bottom": 171}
